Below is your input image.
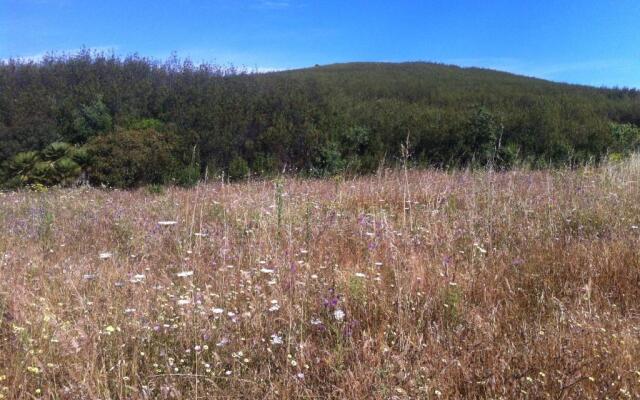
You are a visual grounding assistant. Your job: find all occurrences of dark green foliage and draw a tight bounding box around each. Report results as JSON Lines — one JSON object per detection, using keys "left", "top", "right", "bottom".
{"left": 30, "top": 161, "right": 57, "bottom": 186}
{"left": 67, "top": 146, "right": 91, "bottom": 167}
{"left": 610, "top": 122, "right": 640, "bottom": 154}
{"left": 126, "top": 118, "right": 165, "bottom": 131}
{"left": 1, "top": 51, "right": 640, "bottom": 189}
{"left": 464, "top": 107, "right": 500, "bottom": 165}
{"left": 146, "top": 184, "right": 165, "bottom": 195}
{"left": 172, "top": 165, "right": 200, "bottom": 187}
{"left": 5, "top": 151, "right": 39, "bottom": 178}
{"left": 67, "top": 97, "right": 113, "bottom": 143}
{"left": 315, "top": 140, "right": 345, "bottom": 176}
{"left": 54, "top": 157, "right": 82, "bottom": 186}
{"left": 41, "top": 142, "right": 72, "bottom": 161}
{"left": 228, "top": 156, "right": 250, "bottom": 181}
{"left": 86, "top": 129, "right": 177, "bottom": 188}
{"left": 1, "top": 146, "right": 84, "bottom": 188}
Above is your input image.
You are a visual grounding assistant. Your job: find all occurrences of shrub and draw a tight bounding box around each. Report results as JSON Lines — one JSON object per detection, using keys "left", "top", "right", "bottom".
{"left": 146, "top": 184, "right": 165, "bottom": 195}
{"left": 67, "top": 146, "right": 91, "bottom": 167}
{"left": 54, "top": 157, "right": 82, "bottom": 186}
{"left": 41, "top": 142, "right": 72, "bottom": 161}
{"left": 68, "top": 97, "right": 113, "bottom": 143}
{"left": 172, "top": 165, "right": 200, "bottom": 187}
{"left": 30, "top": 161, "right": 57, "bottom": 186}
{"left": 315, "top": 141, "right": 345, "bottom": 176}
{"left": 228, "top": 156, "right": 250, "bottom": 181}
{"left": 86, "top": 129, "right": 178, "bottom": 188}
{"left": 610, "top": 122, "right": 640, "bottom": 154}
{"left": 1, "top": 142, "right": 90, "bottom": 188}
{"left": 126, "top": 118, "right": 165, "bottom": 131}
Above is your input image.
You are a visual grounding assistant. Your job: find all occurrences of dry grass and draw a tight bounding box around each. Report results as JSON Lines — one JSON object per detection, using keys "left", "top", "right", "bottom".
{"left": 1, "top": 157, "right": 640, "bottom": 399}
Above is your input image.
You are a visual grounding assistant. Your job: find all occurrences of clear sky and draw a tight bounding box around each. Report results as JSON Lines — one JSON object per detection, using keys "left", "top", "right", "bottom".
{"left": 1, "top": 0, "right": 639, "bottom": 88}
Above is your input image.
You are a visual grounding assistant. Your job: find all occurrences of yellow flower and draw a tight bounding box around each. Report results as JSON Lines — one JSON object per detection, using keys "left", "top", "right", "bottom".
{"left": 27, "top": 366, "right": 40, "bottom": 374}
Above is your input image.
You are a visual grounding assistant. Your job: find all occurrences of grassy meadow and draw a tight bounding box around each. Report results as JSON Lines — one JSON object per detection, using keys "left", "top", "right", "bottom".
{"left": 1, "top": 157, "right": 640, "bottom": 399}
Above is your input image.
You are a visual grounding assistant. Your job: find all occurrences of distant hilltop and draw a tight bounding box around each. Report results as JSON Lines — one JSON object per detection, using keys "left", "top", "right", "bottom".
{"left": 1, "top": 53, "right": 639, "bottom": 188}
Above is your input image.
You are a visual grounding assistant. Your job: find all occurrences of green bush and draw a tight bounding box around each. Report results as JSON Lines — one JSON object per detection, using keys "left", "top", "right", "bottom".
{"left": 228, "top": 156, "right": 250, "bottom": 181}
{"left": 54, "top": 157, "right": 82, "bottom": 186}
{"left": 68, "top": 97, "right": 113, "bottom": 143}
{"left": 126, "top": 118, "right": 165, "bottom": 131}
{"left": 42, "top": 142, "right": 72, "bottom": 161}
{"left": 315, "top": 141, "right": 345, "bottom": 176}
{"left": 610, "top": 122, "right": 640, "bottom": 154}
{"left": 172, "top": 165, "right": 200, "bottom": 187}
{"left": 30, "top": 161, "right": 57, "bottom": 186}
{"left": 86, "top": 129, "right": 178, "bottom": 188}
{"left": 67, "top": 146, "right": 91, "bottom": 167}
{"left": 146, "top": 184, "right": 165, "bottom": 195}
{"left": 1, "top": 145, "right": 85, "bottom": 188}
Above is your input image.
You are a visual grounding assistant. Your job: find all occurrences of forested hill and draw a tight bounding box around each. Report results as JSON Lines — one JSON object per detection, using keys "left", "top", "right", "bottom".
{"left": 1, "top": 53, "right": 639, "bottom": 188}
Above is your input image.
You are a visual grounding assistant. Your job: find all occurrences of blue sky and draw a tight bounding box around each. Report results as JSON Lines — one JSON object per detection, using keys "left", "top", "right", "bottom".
{"left": 1, "top": 0, "right": 639, "bottom": 87}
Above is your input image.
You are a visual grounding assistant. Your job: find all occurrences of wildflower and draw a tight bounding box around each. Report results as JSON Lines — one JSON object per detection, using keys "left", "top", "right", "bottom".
{"left": 354, "top": 272, "right": 366, "bottom": 278}
{"left": 27, "top": 366, "right": 40, "bottom": 374}
{"left": 177, "top": 299, "right": 191, "bottom": 306}
{"left": 260, "top": 268, "right": 275, "bottom": 274}
{"left": 83, "top": 274, "right": 97, "bottom": 280}
{"left": 473, "top": 243, "right": 487, "bottom": 254}
{"left": 104, "top": 325, "right": 117, "bottom": 334}
{"left": 512, "top": 258, "right": 525, "bottom": 266}
{"left": 310, "top": 317, "right": 322, "bottom": 325}
{"left": 99, "top": 252, "right": 112, "bottom": 259}
{"left": 176, "top": 271, "right": 194, "bottom": 278}
{"left": 211, "top": 307, "right": 224, "bottom": 314}
{"left": 270, "top": 334, "right": 283, "bottom": 345}
{"left": 269, "top": 299, "right": 280, "bottom": 312}
{"left": 158, "top": 221, "right": 177, "bottom": 226}
{"left": 130, "top": 274, "right": 145, "bottom": 283}
{"left": 296, "top": 373, "right": 305, "bottom": 379}
{"left": 216, "top": 337, "right": 229, "bottom": 347}
{"left": 333, "top": 309, "right": 345, "bottom": 321}
{"left": 124, "top": 308, "right": 136, "bottom": 314}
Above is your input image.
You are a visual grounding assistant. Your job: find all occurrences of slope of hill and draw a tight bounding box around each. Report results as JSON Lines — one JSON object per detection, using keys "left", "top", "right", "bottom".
{"left": 1, "top": 53, "right": 639, "bottom": 187}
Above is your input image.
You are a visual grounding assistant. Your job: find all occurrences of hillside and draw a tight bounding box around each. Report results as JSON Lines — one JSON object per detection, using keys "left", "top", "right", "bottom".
{"left": 1, "top": 53, "right": 639, "bottom": 188}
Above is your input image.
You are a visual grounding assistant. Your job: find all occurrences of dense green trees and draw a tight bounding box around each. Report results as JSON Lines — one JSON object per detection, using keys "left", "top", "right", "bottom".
{"left": 1, "top": 51, "right": 639, "bottom": 188}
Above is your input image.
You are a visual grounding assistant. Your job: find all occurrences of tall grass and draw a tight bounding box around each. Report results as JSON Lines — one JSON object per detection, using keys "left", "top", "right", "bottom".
{"left": 1, "top": 157, "right": 639, "bottom": 399}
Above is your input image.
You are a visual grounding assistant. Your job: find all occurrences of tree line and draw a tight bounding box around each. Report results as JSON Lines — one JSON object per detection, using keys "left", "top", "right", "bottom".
{"left": 1, "top": 50, "right": 639, "bottom": 188}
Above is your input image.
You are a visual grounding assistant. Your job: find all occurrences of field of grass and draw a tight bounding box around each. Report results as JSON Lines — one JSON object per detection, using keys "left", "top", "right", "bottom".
{"left": 1, "top": 157, "right": 640, "bottom": 399}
